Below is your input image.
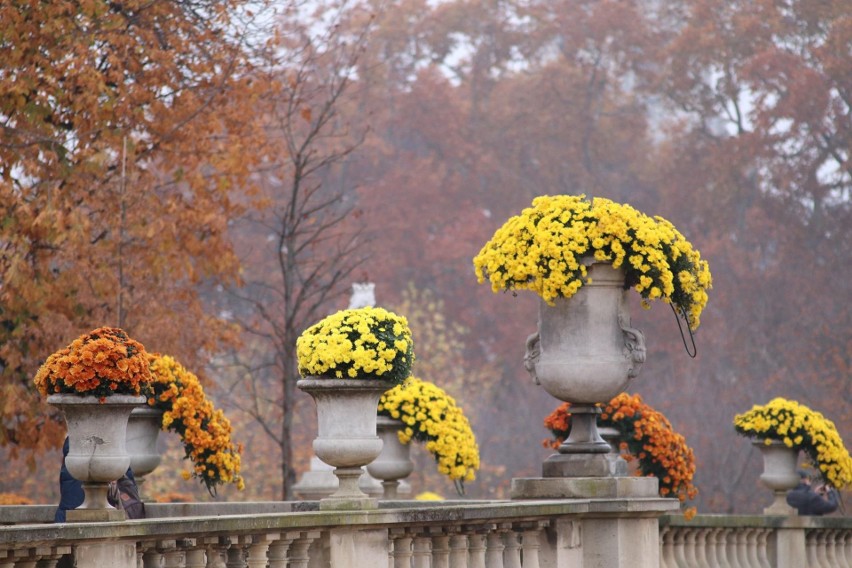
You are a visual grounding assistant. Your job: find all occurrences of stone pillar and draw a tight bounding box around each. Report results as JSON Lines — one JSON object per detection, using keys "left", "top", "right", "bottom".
{"left": 74, "top": 543, "right": 136, "bottom": 568}
{"left": 772, "top": 526, "right": 806, "bottom": 568}
{"left": 328, "top": 528, "right": 389, "bottom": 568}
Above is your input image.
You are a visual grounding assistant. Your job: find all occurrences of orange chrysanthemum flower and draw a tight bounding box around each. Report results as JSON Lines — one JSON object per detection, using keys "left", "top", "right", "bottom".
{"left": 148, "top": 353, "right": 244, "bottom": 493}
{"left": 33, "top": 327, "right": 152, "bottom": 399}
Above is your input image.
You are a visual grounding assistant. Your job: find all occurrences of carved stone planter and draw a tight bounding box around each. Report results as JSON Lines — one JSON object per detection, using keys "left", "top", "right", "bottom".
{"left": 367, "top": 416, "right": 415, "bottom": 499}
{"left": 524, "top": 262, "right": 645, "bottom": 477}
{"left": 754, "top": 439, "right": 799, "bottom": 515}
{"left": 48, "top": 394, "right": 146, "bottom": 517}
{"left": 126, "top": 406, "right": 165, "bottom": 493}
{"left": 297, "top": 377, "right": 394, "bottom": 510}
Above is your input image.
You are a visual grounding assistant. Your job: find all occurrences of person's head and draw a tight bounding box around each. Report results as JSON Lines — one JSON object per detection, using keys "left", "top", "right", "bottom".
{"left": 797, "top": 470, "right": 812, "bottom": 485}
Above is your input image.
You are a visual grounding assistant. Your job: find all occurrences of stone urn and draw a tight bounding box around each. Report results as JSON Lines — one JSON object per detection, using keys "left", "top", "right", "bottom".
{"left": 367, "top": 416, "right": 415, "bottom": 499}
{"left": 48, "top": 394, "right": 146, "bottom": 514}
{"left": 126, "top": 406, "right": 165, "bottom": 493}
{"left": 297, "top": 377, "right": 394, "bottom": 510}
{"left": 753, "top": 439, "right": 800, "bottom": 515}
{"left": 524, "top": 262, "right": 646, "bottom": 476}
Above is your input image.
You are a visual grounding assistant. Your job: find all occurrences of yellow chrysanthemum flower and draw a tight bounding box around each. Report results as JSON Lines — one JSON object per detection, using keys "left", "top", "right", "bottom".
{"left": 297, "top": 307, "right": 414, "bottom": 384}
{"left": 733, "top": 397, "right": 852, "bottom": 489}
{"left": 378, "top": 377, "right": 479, "bottom": 489}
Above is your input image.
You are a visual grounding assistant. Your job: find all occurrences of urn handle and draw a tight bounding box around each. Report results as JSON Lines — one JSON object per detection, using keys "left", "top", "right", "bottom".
{"left": 621, "top": 324, "right": 646, "bottom": 378}
{"left": 524, "top": 331, "right": 541, "bottom": 385}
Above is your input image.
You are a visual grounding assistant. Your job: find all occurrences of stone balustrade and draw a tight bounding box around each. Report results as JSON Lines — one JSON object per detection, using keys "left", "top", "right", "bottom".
{"left": 0, "top": 498, "right": 672, "bottom": 568}
{"left": 660, "top": 513, "right": 852, "bottom": 568}
{"left": 2, "top": 502, "right": 850, "bottom": 568}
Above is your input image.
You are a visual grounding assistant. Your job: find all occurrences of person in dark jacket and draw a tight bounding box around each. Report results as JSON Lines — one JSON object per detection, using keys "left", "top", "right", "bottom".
{"left": 786, "top": 470, "right": 839, "bottom": 516}
{"left": 54, "top": 437, "right": 85, "bottom": 523}
{"left": 54, "top": 437, "right": 140, "bottom": 523}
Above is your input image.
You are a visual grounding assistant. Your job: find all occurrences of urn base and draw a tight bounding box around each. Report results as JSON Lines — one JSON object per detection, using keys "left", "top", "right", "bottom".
{"left": 510, "top": 476, "right": 659, "bottom": 500}
{"left": 543, "top": 453, "right": 628, "bottom": 478}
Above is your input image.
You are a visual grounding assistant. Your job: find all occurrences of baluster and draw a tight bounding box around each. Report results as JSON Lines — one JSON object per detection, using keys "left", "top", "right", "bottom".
{"left": 248, "top": 534, "right": 279, "bottom": 568}
{"left": 672, "top": 528, "right": 688, "bottom": 568}
{"left": 204, "top": 536, "right": 230, "bottom": 568}
{"left": 755, "top": 528, "right": 771, "bottom": 568}
{"left": 824, "top": 530, "right": 840, "bottom": 568}
{"left": 449, "top": 533, "right": 469, "bottom": 568}
{"left": 702, "top": 528, "right": 718, "bottom": 568}
{"left": 684, "top": 528, "right": 700, "bottom": 568}
{"left": 289, "top": 531, "right": 319, "bottom": 568}
{"left": 267, "top": 535, "right": 294, "bottom": 568}
{"left": 485, "top": 529, "right": 505, "bottom": 568}
{"left": 693, "top": 528, "right": 711, "bottom": 568}
{"left": 721, "top": 528, "right": 737, "bottom": 568}
{"left": 659, "top": 527, "right": 674, "bottom": 568}
{"left": 520, "top": 527, "right": 542, "bottom": 568}
{"left": 468, "top": 531, "right": 487, "bottom": 568}
{"left": 141, "top": 544, "right": 162, "bottom": 568}
{"left": 412, "top": 534, "right": 431, "bottom": 568}
{"left": 839, "top": 530, "right": 852, "bottom": 568}
{"left": 817, "top": 530, "right": 831, "bottom": 568}
{"left": 390, "top": 531, "right": 413, "bottom": 568}
{"left": 431, "top": 531, "right": 451, "bottom": 568}
{"left": 225, "top": 538, "right": 247, "bottom": 568}
{"left": 806, "top": 531, "right": 818, "bottom": 568}
{"left": 744, "top": 528, "right": 760, "bottom": 568}
{"left": 157, "top": 542, "right": 183, "bottom": 568}
{"left": 185, "top": 548, "right": 207, "bottom": 568}
{"left": 502, "top": 530, "right": 521, "bottom": 568}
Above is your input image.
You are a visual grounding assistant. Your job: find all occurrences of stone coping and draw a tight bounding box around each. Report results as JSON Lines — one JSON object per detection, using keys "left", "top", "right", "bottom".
{"left": 660, "top": 513, "right": 852, "bottom": 530}
{"left": 0, "top": 498, "right": 680, "bottom": 546}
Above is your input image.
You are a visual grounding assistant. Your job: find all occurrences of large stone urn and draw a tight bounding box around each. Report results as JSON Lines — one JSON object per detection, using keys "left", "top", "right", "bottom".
{"left": 126, "top": 406, "right": 165, "bottom": 494}
{"left": 754, "top": 439, "right": 800, "bottom": 515}
{"left": 523, "top": 262, "right": 646, "bottom": 477}
{"left": 297, "top": 377, "right": 394, "bottom": 510}
{"left": 48, "top": 394, "right": 146, "bottom": 519}
{"left": 367, "top": 416, "right": 415, "bottom": 499}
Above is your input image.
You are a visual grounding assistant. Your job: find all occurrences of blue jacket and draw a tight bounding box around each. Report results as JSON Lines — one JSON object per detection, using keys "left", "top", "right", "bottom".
{"left": 54, "top": 437, "right": 136, "bottom": 523}
{"left": 786, "top": 482, "right": 839, "bottom": 516}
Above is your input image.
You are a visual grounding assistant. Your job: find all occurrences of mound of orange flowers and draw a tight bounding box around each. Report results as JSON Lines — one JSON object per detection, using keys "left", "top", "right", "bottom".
{"left": 544, "top": 392, "right": 698, "bottom": 518}
{"left": 33, "top": 327, "right": 151, "bottom": 398}
{"left": 148, "top": 354, "right": 244, "bottom": 493}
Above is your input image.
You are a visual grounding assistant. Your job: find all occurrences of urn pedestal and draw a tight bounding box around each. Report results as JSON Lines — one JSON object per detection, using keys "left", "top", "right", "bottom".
{"left": 754, "top": 440, "right": 800, "bottom": 515}
{"left": 513, "top": 262, "right": 654, "bottom": 499}
{"left": 367, "top": 416, "right": 414, "bottom": 499}
{"left": 48, "top": 394, "right": 146, "bottom": 521}
{"left": 297, "top": 378, "right": 393, "bottom": 510}
{"left": 525, "top": 263, "right": 645, "bottom": 477}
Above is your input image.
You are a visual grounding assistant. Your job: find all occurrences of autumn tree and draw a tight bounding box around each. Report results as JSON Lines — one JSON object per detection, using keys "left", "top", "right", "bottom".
{"left": 213, "top": 3, "right": 375, "bottom": 500}
{"left": 0, "top": 0, "right": 269, "bottom": 455}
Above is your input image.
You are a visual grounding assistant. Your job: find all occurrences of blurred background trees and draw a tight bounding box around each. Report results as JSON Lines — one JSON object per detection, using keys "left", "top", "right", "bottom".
{"left": 1, "top": 0, "right": 848, "bottom": 512}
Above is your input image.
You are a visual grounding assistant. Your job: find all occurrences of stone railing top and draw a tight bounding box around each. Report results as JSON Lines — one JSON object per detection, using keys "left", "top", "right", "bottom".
{"left": 660, "top": 513, "right": 852, "bottom": 530}
{"left": 0, "top": 497, "right": 677, "bottom": 546}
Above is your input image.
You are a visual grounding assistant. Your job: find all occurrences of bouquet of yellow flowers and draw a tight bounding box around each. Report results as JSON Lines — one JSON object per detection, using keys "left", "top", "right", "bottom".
{"left": 33, "top": 326, "right": 152, "bottom": 399}
{"left": 297, "top": 306, "right": 414, "bottom": 383}
{"left": 545, "top": 392, "right": 698, "bottom": 516}
{"left": 473, "top": 195, "right": 712, "bottom": 329}
{"left": 733, "top": 397, "right": 852, "bottom": 489}
{"left": 378, "top": 377, "right": 479, "bottom": 489}
{"left": 148, "top": 354, "right": 244, "bottom": 493}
